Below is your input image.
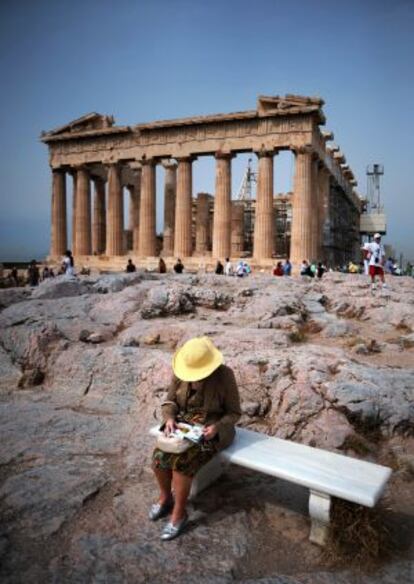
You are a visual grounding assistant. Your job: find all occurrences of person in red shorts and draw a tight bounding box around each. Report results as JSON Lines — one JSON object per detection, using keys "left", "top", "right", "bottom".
{"left": 364, "top": 233, "right": 386, "bottom": 290}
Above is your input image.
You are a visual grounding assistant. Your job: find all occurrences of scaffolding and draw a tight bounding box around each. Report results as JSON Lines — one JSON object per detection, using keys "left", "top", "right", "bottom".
{"left": 236, "top": 158, "right": 257, "bottom": 251}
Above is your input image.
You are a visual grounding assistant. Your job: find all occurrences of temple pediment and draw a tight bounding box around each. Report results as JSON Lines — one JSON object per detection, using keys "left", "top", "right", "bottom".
{"left": 42, "top": 113, "right": 115, "bottom": 138}
{"left": 257, "top": 94, "right": 325, "bottom": 122}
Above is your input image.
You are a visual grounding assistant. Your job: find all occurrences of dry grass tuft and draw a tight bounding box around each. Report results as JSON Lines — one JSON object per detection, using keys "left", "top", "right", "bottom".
{"left": 322, "top": 498, "right": 393, "bottom": 570}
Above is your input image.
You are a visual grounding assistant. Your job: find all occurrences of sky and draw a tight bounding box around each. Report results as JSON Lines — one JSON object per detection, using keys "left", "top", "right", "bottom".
{"left": 0, "top": 0, "right": 413, "bottom": 262}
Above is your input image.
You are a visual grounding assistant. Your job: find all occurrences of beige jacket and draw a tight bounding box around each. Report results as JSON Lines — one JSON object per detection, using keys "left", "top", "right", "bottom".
{"left": 161, "top": 364, "right": 241, "bottom": 451}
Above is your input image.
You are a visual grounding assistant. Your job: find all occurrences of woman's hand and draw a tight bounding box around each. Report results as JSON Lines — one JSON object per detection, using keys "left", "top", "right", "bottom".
{"left": 164, "top": 418, "right": 177, "bottom": 435}
{"left": 203, "top": 424, "right": 218, "bottom": 441}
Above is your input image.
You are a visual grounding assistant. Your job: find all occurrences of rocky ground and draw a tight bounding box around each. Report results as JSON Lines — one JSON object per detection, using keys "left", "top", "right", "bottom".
{"left": 0, "top": 271, "right": 413, "bottom": 583}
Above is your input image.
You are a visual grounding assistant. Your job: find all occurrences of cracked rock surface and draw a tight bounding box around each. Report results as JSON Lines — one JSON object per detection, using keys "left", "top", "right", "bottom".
{"left": 0, "top": 271, "right": 413, "bottom": 583}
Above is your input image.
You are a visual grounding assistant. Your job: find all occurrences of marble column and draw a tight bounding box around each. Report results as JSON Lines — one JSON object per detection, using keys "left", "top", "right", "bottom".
{"left": 310, "top": 157, "right": 320, "bottom": 261}
{"left": 195, "top": 193, "right": 210, "bottom": 254}
{"left": 76, "top": 167, "right": 92, "bottom": 255}
{"left": 92, "top": 177, "right": 106, "bottom": 255}
{"left": 231, "top": 202, "right": 244, "bottom": 256}
{"left": 253, "top": 150, "right": 274, "bottom": 260}
{"left": 162, "top": 161, "right": 177, "bottom": 256}
{"left": 138, "top": 159, "right": 156, "bottom": 256}
{"left": 106, "top": 164, "right": 124, "bottom": 256}
{"left": 290, "top": 146, "right": 314, "bottom": 266}
{"left": 70, "top": 171, "right": 77, "bottom": 254}
{"left": 50, "top": 168, "right": 67, "bottom": 256}
{"left": 318, "top": 166, "right": 331, "bottom": 260}
{"left": 212, "top": 152, "right": 232, "bottom": 259}
{"left": 174, "top": 157, "right": 193, "bottom": 258}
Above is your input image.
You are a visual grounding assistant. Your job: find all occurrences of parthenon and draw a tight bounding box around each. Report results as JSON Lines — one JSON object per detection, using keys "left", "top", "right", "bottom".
{"left": 42, "top": 95, "right": 361, "bottom": 269}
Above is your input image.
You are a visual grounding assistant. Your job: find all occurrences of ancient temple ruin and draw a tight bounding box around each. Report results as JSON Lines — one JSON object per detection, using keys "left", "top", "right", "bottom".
{"left": 42, "top": 95, "right": 361, "bottom": 269}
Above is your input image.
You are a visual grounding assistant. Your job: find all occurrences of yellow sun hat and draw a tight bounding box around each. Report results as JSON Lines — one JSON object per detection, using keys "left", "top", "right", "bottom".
{"left": 172, "top": 336, "right": 223, "bottom": 382}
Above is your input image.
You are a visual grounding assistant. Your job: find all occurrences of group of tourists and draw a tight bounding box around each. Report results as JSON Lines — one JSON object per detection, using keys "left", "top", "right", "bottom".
{"left": 214, "top": 258, "right": 251, "bottom": 277}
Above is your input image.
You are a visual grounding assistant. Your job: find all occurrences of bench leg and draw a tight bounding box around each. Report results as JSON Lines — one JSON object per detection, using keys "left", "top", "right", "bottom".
{"left": 309, "top": 490, "right": 331, "bottom": 546}
{"left": 189, "top": 453, "right": 229, "bottom": 500}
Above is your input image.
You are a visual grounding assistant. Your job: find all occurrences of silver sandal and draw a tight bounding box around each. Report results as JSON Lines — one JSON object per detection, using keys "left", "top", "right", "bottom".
{"left": 148, "top": 498, "right": 173, "bottom": 521}
{"left": 160, "top": 514, "right": 188, "bottom": 541}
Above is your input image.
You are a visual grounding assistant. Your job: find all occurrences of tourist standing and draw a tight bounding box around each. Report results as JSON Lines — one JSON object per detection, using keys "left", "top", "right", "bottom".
{"left": 10, "top": 266, "right": 19, "bottom": 286}
{"left": 27, "top": 260, "right": 40, "bottom": 287}
{"left": 62, "top": 250, "right": 75, "bottom": 277}
{"left": 174, "top": 258, "right": 184, "bottom": 274}
{"left": 364, "top": 233, "right": 386, "bottom": 290}
{"left": 224, "top": 257, "right": 233, "bottom": 276}
{"left": 316, "top": 262, "right": 326, "bottom": 279}
{"left": 215, "top": 260, "right": 224, "bottom": 275}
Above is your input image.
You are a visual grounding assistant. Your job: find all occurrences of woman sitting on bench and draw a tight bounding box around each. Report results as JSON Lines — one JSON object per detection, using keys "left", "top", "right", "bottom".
{"left": 149, "top": 336, "right": 241, "bottom": 541}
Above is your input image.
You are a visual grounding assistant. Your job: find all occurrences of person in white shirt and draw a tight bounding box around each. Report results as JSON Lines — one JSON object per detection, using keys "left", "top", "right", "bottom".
{"left": 363, "top": 234, "right": 386, "bottom": 290}
{"left": 224, "top": 257, "right": 233, "bottom": 276}
{"left": 62, "top": 250, "right": 75, "bottom": 278}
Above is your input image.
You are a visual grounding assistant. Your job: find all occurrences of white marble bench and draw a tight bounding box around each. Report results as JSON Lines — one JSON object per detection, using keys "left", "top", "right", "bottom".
{"left": 150, "top": 426, "right": 392, "bottom": 545}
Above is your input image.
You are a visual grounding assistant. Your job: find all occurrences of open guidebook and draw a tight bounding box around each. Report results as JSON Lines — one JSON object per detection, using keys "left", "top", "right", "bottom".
{"left": 161, "top": 422, "right": 204, "bottom": 444}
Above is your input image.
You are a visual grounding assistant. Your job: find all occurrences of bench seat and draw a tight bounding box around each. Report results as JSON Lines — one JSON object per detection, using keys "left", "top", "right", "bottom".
{"left": 149, "top": 425, "right": 392, "bottom": 545}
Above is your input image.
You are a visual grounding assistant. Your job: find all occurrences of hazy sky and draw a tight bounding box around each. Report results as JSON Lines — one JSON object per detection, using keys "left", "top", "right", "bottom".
{"left": 0, "top": 0, "right": 413, "bottom": 262}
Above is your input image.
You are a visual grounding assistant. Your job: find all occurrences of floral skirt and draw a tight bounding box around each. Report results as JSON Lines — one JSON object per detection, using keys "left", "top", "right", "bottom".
{"left": 152, "top": 410, "right": 219, "bottom": 477}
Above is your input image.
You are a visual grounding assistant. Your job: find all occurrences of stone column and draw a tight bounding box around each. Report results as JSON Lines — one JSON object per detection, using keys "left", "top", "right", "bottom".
{"left": 212, "top": 152, "right": 232, "bottom": 260}
{"left": 174, "top": 157, "right": 193, "bottom": 258}
{"left": 70, "top": 170, "right": 77, "bottom": 254}
{"left": 162, "top": 161, "right": 177, "bottom": 256}
{"left": 253, "top": 150, "right": 274, "bottom": 260}
{"left": 195, "top": 193, "right": 210, "bottom": 254}
{"left": 106, "top": 164, "right": 124, "bottom": 256}
{"left": 290, "top": 146, "right": 314, "bottom": 266}
{"left": 50, "top": 169, "right": 67, "bottom": 257}
{"left": 138, "top": 159, "right": 156, "bottom": 256}
{"left": 76, "top": 167, "right": 92, "bottom": 255}
{"left": 310, "top": 157, "right": 320, "bottom": 261}
{"left": 231, "top": 202, "right": 244, "bottom": 256}
{"left": 318, "top": 166, "right": 331, "bottom": 261}
{"left": 92, "top": 177, "right": 106, "bottom": 255}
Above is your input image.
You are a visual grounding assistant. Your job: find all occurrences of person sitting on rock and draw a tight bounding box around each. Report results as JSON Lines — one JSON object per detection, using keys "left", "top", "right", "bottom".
{"left": 283, "top": 258, "right": 292, "bottom": 276}
{"left": 236, "top": 261, "right": 245, "bottom": 277}
{"left": 215, "top": 260, "right": 224, "bottom": 275}
{"left": 173, "top": 258, "right": 184, "bottom": 274}
{"left": 300, "top": 260, "right": 313, "bottom": 278}
{"left": 126, "top": 259, "right": 136, "bottom": 273}
{"left": 149, "top": 336, "right": 241, "bottom": 540}
{"left": 273, "top": 261, "right": 284, "bottom": 276}
{"left": 159, "top": 257, "right": 167, "bottom": 274}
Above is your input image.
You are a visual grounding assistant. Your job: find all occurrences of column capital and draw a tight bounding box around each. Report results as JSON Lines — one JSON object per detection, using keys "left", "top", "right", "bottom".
{"left": 176, "top": 155, "right": 197, "bottom": 164}
{"left": 214, "top": 150, "right": 233, "bottom": 160}
{"left": 51, "top": 166, "right": 66, "bottom": 175}
{"left": 291, "top": 144, "right": 314, "bottom": 156}
{"left": 139, "top": 156, "right": 156, "bottom": 167}
{"left": 254, "top": 147, "right": 276, "bottom": 158}
{"left": 161, "top": 159, "right": 178, "bottom": 170}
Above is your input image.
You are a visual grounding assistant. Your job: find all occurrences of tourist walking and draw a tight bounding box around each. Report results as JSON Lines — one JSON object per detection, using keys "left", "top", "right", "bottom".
{"left": 173, "top": 258, "right": 184, "bottom": 274}
{"left": 149, "top": 336, "right": 241, "bottom": 540}
{"left": 364, "top": 233, "right": 386, "bottom": 290}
